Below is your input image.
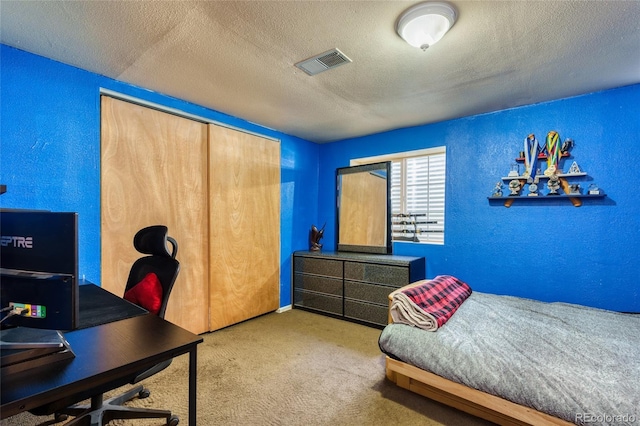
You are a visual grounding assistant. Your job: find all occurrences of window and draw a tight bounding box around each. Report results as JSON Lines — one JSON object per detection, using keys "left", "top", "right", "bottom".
{"left": 352, "top": 147, "right": 446, "bottom": 245}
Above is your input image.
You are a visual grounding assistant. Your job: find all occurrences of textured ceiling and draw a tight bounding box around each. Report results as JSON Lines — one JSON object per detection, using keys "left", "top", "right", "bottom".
{"left": 1, "top": 1, "right": 639, "bottom": 143}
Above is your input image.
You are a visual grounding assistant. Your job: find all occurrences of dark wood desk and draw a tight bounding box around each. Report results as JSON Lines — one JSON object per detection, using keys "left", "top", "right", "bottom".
{"left": 1, "top": 285, "right": 203, "bottom": 424}
{"left": 76, "top": 283, "right": 147, "bottom": 329}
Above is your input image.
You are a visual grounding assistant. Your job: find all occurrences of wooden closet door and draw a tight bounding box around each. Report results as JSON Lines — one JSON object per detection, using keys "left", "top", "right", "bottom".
{"left": 208, "top": 124, "right": 280, "bottom": 331}
{"left": 100, "top": 96, "right": 209, "bottom": 334}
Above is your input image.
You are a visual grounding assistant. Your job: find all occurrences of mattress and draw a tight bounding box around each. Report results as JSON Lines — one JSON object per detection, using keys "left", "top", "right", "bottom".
{"left": 378, "top": 292, "right": 640, "bottom": 425}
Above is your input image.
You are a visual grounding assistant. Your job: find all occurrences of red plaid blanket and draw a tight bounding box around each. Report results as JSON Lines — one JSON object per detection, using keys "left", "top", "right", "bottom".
{"left": 391, "top": 275, "right": 472, "bottom": 331}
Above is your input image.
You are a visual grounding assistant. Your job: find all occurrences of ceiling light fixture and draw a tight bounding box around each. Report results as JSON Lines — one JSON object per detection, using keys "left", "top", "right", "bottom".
{"left": 396, "top": 1, "right": 457, "bottom": 51}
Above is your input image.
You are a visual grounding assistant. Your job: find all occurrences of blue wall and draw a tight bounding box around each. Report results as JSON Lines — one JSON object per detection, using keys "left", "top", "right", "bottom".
{"left": 2, "top": 44, "right": 638, "bottom": 312}
{"left": 0, "top": 45, "right": 319, "bottom": 307}
{"left": 318, "top": 84, "right": 640, "bottom": 312}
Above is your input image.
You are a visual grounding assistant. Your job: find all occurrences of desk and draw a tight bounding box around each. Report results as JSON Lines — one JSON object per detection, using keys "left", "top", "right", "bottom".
{"left": 76, "top": 283, "right": 147, "bottom": 329}
{"left": 1, "top": 285, "right": 203, "bottom": 424}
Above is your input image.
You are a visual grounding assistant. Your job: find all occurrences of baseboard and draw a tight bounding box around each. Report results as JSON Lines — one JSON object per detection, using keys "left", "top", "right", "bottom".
{"left": 276, "top": 305, "right": 292, "bottom": 313}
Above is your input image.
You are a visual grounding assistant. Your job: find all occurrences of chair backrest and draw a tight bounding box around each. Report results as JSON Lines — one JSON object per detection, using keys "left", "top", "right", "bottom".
{"left": 124, "top": 225, "right": 179, "bottom": 319}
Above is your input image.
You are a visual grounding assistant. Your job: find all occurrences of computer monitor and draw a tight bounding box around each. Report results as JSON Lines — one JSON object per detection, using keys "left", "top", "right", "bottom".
{"left": 0, "top": 211, "right": 79, "bottom": 330}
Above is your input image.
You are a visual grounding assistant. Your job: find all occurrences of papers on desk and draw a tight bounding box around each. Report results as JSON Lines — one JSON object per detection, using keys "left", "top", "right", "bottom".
{"left": 1, "top": 327, "right": 67, "bottom": 349}
{"left": 1, "top": 327, "right": 75, "bottom": 376}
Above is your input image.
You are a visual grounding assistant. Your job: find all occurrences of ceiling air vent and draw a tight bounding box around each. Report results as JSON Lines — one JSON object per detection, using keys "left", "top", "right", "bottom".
{"left": 295, "top": 48, "right": 352, "bottom": 76}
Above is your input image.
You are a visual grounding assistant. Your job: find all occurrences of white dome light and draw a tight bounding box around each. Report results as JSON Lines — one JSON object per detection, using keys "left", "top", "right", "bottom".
{"left": 396, "top": 2, "right": 457, "bottom": 51}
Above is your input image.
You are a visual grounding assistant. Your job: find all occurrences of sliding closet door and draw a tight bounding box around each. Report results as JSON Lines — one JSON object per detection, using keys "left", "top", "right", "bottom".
{"left": 101, "top": 96, "right": 209, "bottom": 334}
{"left": 208, "top": 124, "right": 280, "bottom": 331}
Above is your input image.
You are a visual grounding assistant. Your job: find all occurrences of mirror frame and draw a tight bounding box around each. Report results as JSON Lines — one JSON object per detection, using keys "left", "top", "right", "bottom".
{"left": 336, "top": 161, "right": 392, "bottom": 254}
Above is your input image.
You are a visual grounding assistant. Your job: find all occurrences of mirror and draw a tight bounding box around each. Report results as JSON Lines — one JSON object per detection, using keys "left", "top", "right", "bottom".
{"left": 336, "top": 162, "right": 392, "bottom": 254}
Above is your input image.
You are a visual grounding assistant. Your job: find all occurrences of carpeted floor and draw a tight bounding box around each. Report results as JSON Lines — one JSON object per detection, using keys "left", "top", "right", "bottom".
{"left": 1, "top": 309, "right": 492, "bottom": 425}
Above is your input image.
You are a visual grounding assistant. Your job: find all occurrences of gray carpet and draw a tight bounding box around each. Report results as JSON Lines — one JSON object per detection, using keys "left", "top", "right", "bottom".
{"left": 1, "top": 309, "right": 492, "bottom": 425}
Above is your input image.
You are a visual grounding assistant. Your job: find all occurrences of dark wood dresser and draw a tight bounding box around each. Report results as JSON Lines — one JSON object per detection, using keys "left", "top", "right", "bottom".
{"left": 292, "top": 251, "right": 426, "bottom": 328}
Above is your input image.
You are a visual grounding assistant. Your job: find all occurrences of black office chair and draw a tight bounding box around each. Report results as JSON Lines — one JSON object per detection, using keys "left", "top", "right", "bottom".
{"left": 58, "top": 225, "right": 181, "bottom": 426}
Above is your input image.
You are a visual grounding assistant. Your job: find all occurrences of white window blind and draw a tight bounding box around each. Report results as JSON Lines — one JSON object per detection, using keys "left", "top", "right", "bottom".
{"left": 352, "top": 147, "right": 446, "bottom": 245}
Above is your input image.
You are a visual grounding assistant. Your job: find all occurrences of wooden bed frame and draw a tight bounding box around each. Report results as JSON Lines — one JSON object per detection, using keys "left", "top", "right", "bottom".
{"left": 385, "top": 284, "right": 573, "bottom": 426}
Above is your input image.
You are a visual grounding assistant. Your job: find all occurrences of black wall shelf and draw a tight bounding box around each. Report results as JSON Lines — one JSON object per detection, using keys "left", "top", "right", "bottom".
{"left": 490, "top": 137, "right": 604, "bottom": 207}
{"left": 488, "top": 193, "right": 605, "bottom": 207}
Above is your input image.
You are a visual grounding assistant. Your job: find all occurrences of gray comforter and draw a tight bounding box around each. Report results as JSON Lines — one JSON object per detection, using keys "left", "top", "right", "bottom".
{"left": 378, "top": 292, "right": 640, "bottom": 425}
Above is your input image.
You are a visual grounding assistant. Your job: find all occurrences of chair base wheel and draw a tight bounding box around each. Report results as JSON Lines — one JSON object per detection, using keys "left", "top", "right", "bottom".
{"left": 54, "top": 413, "right": 68, "bottom": 422}
{"left": 168, "top": 414, "right": 179, "bottom": 426}
{"left": 138, "top": 388, "right": 151, "bottom": 399}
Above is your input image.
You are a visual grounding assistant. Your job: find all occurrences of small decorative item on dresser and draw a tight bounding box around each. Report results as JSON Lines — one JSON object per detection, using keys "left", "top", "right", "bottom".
{"left": 309, "top": 223, "right": 325, "bottom": 251}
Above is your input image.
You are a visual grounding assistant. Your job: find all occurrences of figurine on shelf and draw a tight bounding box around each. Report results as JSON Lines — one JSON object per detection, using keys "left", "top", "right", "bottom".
{"left": 568, "top": 161, "right": 581, "bottom": 174}
{"left": 508, "top": 179, "right": 521, "bottom": 196}
{"left": 309, "top": 223, "right": 325, "bottom": 251}
{"left": 569, "top": 184, "right": 581, "bottom": 194}
{"left": 561, "top": 138, "right": 574, "bottom": 154}
{"left": 492, "top": 181, "right": 503, "bottom": 197}
{"left": 527, "top": 177, "right": 540, "bottom": 196}
{"left": 547, "top": 175, "right": 560, "bottom": 195}
{"left": 588, "top": 184, "right": 602, "bottom": 195}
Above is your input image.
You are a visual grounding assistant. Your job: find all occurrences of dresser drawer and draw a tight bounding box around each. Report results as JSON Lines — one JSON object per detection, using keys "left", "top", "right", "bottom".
{"left": 344, "top": 262, "right": 409, "bottom": 286}
{"left": 294, "top": 290, "right": 342, "bottom": 315}
{"left": 294, "top": 273, "right": 342, "bottom": 296}
{"left": 344, "top": 280, "right": 394, "bottom": 305}
{"left": 294, "top": 256, "right": 343, "bottom": 278}
{"left": 344, "top": 299, "right": 388, "bottom": 327}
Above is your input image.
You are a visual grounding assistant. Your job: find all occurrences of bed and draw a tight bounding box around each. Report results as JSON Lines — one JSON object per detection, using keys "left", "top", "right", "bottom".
{"left": 378, "top": 279, "right": 640, "bottom": 426}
